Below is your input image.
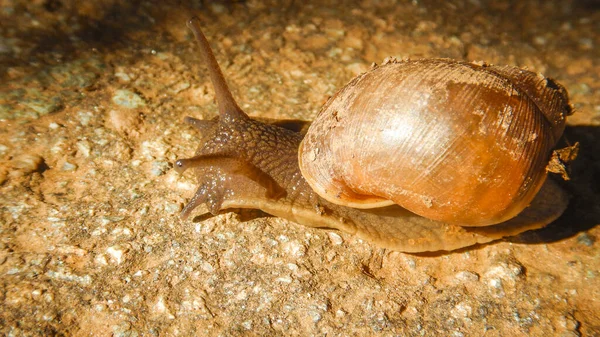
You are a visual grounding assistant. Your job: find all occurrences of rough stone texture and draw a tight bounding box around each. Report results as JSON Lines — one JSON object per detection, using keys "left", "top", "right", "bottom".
{"left": 0, "top": 0, "right": 599, "bottom": 336}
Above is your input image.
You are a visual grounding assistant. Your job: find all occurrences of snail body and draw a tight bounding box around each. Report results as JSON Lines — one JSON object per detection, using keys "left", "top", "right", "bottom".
{"left": 175, "top": 17, "right": 572, "bottom": 252}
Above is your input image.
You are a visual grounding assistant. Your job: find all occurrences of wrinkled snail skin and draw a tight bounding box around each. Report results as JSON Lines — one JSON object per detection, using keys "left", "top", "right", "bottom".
{"left": 175, "top": 17, "right": 572, "bottom": 252}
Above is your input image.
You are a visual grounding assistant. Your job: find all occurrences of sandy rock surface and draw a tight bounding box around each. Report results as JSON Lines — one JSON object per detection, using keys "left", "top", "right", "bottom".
{"left": 1, "top": 0, "right": 599, "bottom": 336}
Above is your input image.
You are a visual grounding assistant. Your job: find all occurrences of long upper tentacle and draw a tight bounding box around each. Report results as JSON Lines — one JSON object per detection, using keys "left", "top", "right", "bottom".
{"left": 187, "top": 16, "right": 249, "bottom": 122}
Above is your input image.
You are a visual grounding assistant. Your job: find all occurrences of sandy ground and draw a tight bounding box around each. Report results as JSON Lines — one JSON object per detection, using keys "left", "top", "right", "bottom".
{"left": 1, "top": 0, "right": 599, "bottom": 336}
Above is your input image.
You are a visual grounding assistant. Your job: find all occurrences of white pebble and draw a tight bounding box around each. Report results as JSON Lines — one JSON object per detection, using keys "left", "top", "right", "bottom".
{"left": 486, "top": 278, "right": 505, "bottom": 298}
{"left": 106, "top": 245, "right": 127, "bottom": 264}
{"left": 327, "top": 232, "right": 343, "bottom": 245}
{"left": 111, "top": 227, "right": 133, "bottom": 237}
{"left": 76, "top": 140, "right": 91, "bottom": 157}
{"left": 46, "top": 270, "right": 92, "bottom": 285}
{"left": 140, "top": 140, "right": 168, "bottom": 160}
{"left": 241, "top": 320, "right": 253, "bottom": 330}
{"left": 153, "top": 296, "right": 167, "bottom": 313}
{"left": 114, "top": 71, "right": 131, "bottom": 82}
{"left": 51, "top": 138, "right": 67, "bottom": 154}
{"left": 309, "top": 310, "right": 322, "bottom": 323}
{"left": 91, "top": 227, "right": 107, "bottom": 236}
{"left": 164, "top": 202, "right": 182, "bottom": 214}
{"left": 282, "top": 240, "right": 306, "bottom": 258}
{"left": 454, "top": 271, "right": 479, "bottom": 283}
{"left": 112, "top": 89, "right": 146, "bottom": 109}
{"left": 236, "top": 290, "right": 248, "bottom": 301}
{"left": 56, "top": 245, "right": 87, "bottom": 256}
{"left": 62, "top": 161, "right": 77, "bottom": 171}
{"left": 488, "top": 278, "right": 503, "bottom": 289}
{"left": 201, "top": 261, "right": 214, "bottom": 273}
{"left": 12, "top": 154, "right": 43, "bottom": 173}
{"left": 485, "top": 261, "right": 523, "bottom": 281}
{"left": 78, "top": 111, "right": 93, "bottom": 126}
{"left": 276, "top": 275, "right": 293, "bottom": 284}
{"left": 451, "top": 302, "right": 472, "bottom": 318}
{"left": 153, "top": 296, "right": 175, "bottom": 319}
{"left": 151, "top": 161, "right": 170, "bottom": 176}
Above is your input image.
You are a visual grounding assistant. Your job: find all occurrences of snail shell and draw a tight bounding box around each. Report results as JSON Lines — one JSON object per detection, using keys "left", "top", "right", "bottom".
{"left": 299, "top": 59, "right": 572, "bottom": 226}
{"left": 175, "top": 17, "right": 573, "bottom": 252}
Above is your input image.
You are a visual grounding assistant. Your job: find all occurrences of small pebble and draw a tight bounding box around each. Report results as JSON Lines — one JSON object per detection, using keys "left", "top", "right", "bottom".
{"left": 201, "top": 261, "right": 214, "bottom": 273}
{"left": 327, "top": 232, "right": 343, "bottom": 245}
{"left": 455, "top": 271, "right": 479, "bottom": 283}
{"left": 78, "top": 111, "right": 93, "bottom": 126}
{"left": 576, "top": 233, "right": 595, "bottom": 246}
{"left": 51, "top": 138, "right": 67, "bottom": 154}
{"left": 164, "top": 202, "right": 182, "bottom": 214}
{"left": 95, "top": 254, "right": 108, "bottom": 266}
{"left": 276, "top": 275, "right": 293, "bottom": 283}
{"left": 241, "top": 320, "right": 253, "bottom": 330}
{"left": 12, "top": 154, "right": 44, "bottom": 174}
{"left": 62, "top": 161, "right": 77, "bottom": 171}
{"left": 112, "top": 322, "right": 139, "bottom": 337}
{"left": 484, "top": 260, "right": 523, "bottom": 282}
{"left": 169, "top": 81, "right": 190, "bottom": 94}
{"left": 451, "top": 302, "right": 473, "bottom": 319}
{"left": 112, "top": 89, "right": 146, "bottom": 109}
{"left": 404, "top": 257, "right": 417, "bottom": 269}
{"left": 106, "top": 245, "right": 127, "bottom": 264}
{"left": 141, "top": 140, "right": 168, "bottom": 160}
{"left": 308, "top": 310, "right": 322, "bottom": 323}
{"left": 46, "top": 270, "right": 92, "bottom": 285}
{"left": 76, "top": 140, "right": 91, "bottom": 157}
{"left": 487, "top": 278, "right": 505, "bottom": 298}
{"left": 114, "top": 71, "right": 132, "bottom": 82}
{"left": 282, "top": 240, "right": 306, "bottom": 258}
{"left": 111, "top": 227, "right": 133, "bottom": 238}
{"left": 151, "top": 161, "right": 170, "bottom": 176}
{"left": 152, "top": 296, "right": 175, "bottom": 319}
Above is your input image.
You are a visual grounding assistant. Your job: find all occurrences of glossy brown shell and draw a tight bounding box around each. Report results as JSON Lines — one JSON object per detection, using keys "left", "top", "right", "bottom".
{"left": 298, "top": 59, "right": 571, "bottom": 226}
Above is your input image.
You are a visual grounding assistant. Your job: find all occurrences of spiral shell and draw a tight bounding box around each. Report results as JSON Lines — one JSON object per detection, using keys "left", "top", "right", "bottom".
{"left": 299, "top": 59, "right": 571, "bottom": 226}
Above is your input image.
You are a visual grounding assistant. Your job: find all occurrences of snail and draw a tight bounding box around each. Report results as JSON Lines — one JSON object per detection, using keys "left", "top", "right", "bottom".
{"left": 175, "top": 17, "right": 575, "bottom": 252}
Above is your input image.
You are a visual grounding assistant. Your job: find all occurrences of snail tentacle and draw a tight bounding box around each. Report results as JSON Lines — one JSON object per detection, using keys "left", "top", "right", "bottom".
{"left": 177, "top": 153, "right": 286, "bottom": 196}
{"left": 184, "top": 116, "right": 218, "bottom": 133}
{"left": 180, "top": 184, "right": 210, "bottom": 219}
{"left": 187, "top": 16, "right": 248, "bottom": 122}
